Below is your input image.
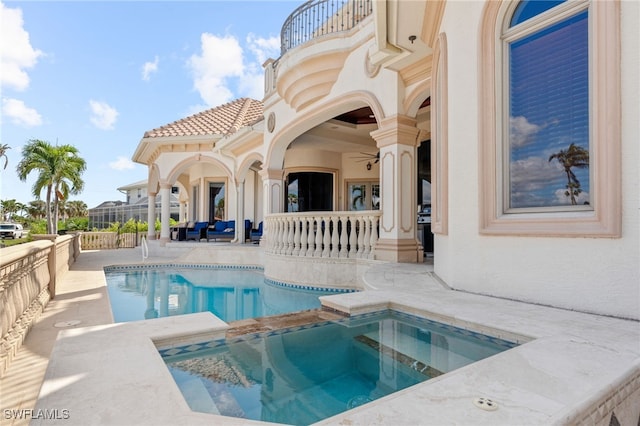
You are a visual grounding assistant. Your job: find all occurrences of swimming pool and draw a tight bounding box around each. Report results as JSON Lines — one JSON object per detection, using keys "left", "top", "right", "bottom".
{"left": 104, "top": 265, "right": 351, "bottom": 323}
{"left": 161, "top": 309, "right": 517, "bottom": 425}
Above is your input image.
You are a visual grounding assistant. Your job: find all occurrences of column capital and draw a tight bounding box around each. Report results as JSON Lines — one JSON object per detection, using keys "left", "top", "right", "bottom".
{"left": 370, "top": 115, "right": 421, "bottom": 148}
{"left": 259, "top": 168, "right": 284, "bottom": 180}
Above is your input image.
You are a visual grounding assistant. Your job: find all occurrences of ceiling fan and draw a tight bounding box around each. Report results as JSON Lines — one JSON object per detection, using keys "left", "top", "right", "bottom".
{"left": 351, "top": 152, "right": 379, "bottom": 163}
{"left": 351, "top": 152, "right": 380, "bottom": 170}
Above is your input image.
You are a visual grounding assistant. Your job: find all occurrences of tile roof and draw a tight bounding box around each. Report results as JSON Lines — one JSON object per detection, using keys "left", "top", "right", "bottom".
{"left": 143, "top": 98, "right": 264, "bottom": 139}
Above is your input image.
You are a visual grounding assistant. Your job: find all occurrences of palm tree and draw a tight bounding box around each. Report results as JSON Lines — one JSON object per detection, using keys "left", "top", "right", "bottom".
{"left": 16, "top": 139, "right": 87, "bottom": 234}
{"left": 57, "top": 198, "right": 67, "bottom": 221}
{"left": 66, "top": 200, "right": 88, "bottom": 217}
{"left": 1, "top": 199, "right": 20, "bottom": 221}
{"left": 27, "top": 200, "right": 47, "bottom": 220}
{"left": 0, "top": 144, "right": 10, "bottom": 170}
{"left": 548, "top": 143, "right": 589, "bottom": 205}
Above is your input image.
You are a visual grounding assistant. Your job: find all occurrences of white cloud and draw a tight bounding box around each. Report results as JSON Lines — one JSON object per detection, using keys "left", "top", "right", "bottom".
{"left": 1, "top": 97, "right": 42, "bottom": 127}
{"left": 510, "top": 116, "right": 541, "bottom": 148}
{"left": 89, "top": 100, "right": 118, "bottom": 130}
{"left": 246, "top": 34, "right": 279, "bottom": 65}
{"left": 109, "top": 156, "right": 135, "bottom": 171}
{"left": 510, "top": 155, "right": 561, "bottom": 207}
{"left": 142, "top": 56, "right": 159, "bottom": 81}
{"left": 187, "top": 33, "right": 244, "bottom": 106}
{"left": 0, "top": 2, "right": 43, "bottom": 91}
{"left": 185, "top": 32, "right": 280, "bottom": 109}
{"left": 553, "top": 188, "right": 590, "bottom": 205}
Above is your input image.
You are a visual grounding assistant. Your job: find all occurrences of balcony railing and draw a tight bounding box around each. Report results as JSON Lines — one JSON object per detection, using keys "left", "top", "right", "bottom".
{"left": 281, "top": 0, "right": 373, "bottom": 55}
{"left": 265, "top": 211, "right": 380, "bottom": 260}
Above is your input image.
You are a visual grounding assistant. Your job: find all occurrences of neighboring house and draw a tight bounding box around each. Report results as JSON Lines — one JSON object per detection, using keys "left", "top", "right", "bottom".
{"left": 132, "top": 0, "right": 638, "bottom": 321}
{"left": 88, "top": 180, "right": 180, "bottom": 229}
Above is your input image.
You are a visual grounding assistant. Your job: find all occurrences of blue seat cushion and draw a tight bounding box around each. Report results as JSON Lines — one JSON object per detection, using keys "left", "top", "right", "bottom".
{"left": 214, "top": 221, "right": 227, "bottom": 232}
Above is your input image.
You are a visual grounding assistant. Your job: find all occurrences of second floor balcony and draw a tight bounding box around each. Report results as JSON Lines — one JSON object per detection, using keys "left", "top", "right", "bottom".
{"left": 265, "top": 0, "right": 374, "bottom": 108}
{"left": 280, "top": 0, "right": 373, "bottom": 56}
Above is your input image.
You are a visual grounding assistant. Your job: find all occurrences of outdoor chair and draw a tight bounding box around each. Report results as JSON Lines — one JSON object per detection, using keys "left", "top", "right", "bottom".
{"left": 185, "top": 221, "right": 208, "bottom": 241}
{"left": 250, "top": 221, "right": 263, "bottom": 243}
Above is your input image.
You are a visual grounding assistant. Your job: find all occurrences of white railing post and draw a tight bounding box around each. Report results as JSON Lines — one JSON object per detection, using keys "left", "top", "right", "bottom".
{"left": 284, "top": 216, "right": 291, "bottom": 255}
{"left": 356, "top": 216, "right": 365, "bottom": 258}
{"left": 331, "top": 216, "right": 340, "bottom": 257}
{"left": 339, "top": 216, "right": 349, "bottom": 258}
{"left": 322, "top": 216, "right": 331, "bottom": 257}
{"left": 314, "top": 216, "right": 323, "bottom": 257}
{"left": 348, "top": 216, "right": 358, "bottom": 258}
{"left": 299, "top": 217, "right": 308, "bottom": 257}
{"left": 369, "top": 214, "right": 379, "bottom": 260}
{"left": 307, "top": 217, "right": 316, "bottom": 257}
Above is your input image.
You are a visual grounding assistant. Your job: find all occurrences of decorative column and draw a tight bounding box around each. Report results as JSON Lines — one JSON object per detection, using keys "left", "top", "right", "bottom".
{"left": 235, "top": 179, "right": 245, "bottom": 243}
{"left": 179, "top": 200, "right": 186, "bottom": 223}
{"left": 199, "top": 177, "right": 206, "bottom": 221}
{"left": 260, "top": 168, "right": 284, "bottom": 245}
{"left": 147, "top": 192, "right": 156, "bottom": 240}
{"left": 260, "top": 168, "right": 284, "bottom": 214}
{"left": 370, "top": 115, "right": 423, "bottom": 262}
{"left": 159, "top": 183, "right": 171, "bottom": 244}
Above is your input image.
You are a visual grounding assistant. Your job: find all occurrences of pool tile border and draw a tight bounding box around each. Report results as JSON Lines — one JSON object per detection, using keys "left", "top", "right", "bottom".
{"left": 158, "top": 309, "right": 517, "bottom": 360}
{"left": 103, "top": 263, "right": 358, "bottom": 294}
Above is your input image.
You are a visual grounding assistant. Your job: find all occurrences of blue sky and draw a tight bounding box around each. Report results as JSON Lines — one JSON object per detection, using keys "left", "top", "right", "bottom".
{"left": 1, "top": 0, "right": 298, "bottom": 209}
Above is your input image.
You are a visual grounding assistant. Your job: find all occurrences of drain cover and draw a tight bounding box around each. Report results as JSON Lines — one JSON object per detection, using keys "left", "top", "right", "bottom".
{"left": 54, "top": 320, "right": 82, "bottom": 328}
{"left": 473, "top": 397, "right": 498, "bottom": 411}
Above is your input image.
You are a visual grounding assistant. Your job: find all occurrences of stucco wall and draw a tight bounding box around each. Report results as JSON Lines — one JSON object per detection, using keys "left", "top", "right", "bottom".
{"left": 434, "top": 1, "right": 639, "bottom": 320}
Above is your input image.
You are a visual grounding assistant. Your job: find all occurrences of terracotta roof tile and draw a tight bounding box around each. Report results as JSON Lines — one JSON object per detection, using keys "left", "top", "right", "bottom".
{"left": 143, "top": 98, "right": 264, "bottom": 139}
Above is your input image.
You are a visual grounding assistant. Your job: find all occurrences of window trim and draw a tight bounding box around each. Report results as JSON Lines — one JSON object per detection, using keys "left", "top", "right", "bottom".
{"left": 479, "top": 0, "right": 621, "bottom": 237}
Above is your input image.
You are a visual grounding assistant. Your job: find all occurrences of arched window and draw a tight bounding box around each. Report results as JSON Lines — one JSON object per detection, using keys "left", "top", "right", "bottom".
{"left": 479, "top": 0, "right": 620, "bottom": 236}
{"left": 505, "top": 0, "right": 589, "bottom": 210}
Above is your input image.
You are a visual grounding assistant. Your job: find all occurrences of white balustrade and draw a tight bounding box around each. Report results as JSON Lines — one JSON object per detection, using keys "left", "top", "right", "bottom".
{"left": 265, "top": 211, "right": 380, "bottom": 260}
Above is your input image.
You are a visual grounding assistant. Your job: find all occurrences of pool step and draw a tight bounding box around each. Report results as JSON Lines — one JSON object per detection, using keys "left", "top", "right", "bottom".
{"left": 178, "top": 377, "right": 221, "bottom": 415}
{"left": 354, "top": 334, "right": 444, "bottom": 378}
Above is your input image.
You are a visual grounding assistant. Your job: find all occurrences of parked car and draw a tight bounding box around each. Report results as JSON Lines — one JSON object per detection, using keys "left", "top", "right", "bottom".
{"left": 0, "top": 223, "right": 24, "bottom": 239}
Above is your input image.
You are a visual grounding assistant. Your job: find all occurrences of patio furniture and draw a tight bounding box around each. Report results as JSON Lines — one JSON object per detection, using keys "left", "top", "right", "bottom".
{"left": 206, "top": 219, "right": 253, "bottom": 241}
{"left": 185, "top": 221, "right": 208, "bottom": 241}
{"left": 171, "top": 223, "right": 188, "bottom": 241}
{"left": 250, "top": 221, "right": 263, "bottom": 243}
{"left": 206, "top": 220, "right": 235, "bottom": 241}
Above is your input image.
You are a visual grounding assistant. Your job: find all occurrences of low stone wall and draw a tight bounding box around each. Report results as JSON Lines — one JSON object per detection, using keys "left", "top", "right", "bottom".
{"left": 0, "top": 235, "right": 80, "bottom": 377}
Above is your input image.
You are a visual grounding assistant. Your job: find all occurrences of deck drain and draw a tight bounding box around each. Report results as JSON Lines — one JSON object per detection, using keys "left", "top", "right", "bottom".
{"left": 473, "top": 397, "right": 498, "bottom": 411}
{"left": 54, "top": 320, "right": 82, "bottom": 328}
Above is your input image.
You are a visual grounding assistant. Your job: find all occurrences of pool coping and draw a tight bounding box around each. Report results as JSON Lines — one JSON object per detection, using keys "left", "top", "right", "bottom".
{"left": 32, "top": 275, "right": 640, "bottom": 426}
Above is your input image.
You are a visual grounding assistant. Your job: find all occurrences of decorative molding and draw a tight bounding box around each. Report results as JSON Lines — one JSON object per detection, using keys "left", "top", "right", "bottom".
{"left": 277, "top": 50, "right": 350, "bottom": 111}
{"left": 381, "top": 151, "right": 396, "bottom": 233}
{"left": 365, "top": 52, "right": 382, "bottom": 78}
{"left": 399, "top": 55, "right": 432, "bottom": 87}
{"left": 431, "top": 32, "right": 448, "bottom": 235}
{"left": 267, "top": 112, "right": 276, "bottom": 133}
{"left": 400, "top": 150, "right": 415, "bottom": 233}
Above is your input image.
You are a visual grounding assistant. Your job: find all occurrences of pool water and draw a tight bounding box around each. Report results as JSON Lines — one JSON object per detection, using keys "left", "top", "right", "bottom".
{"left": 104, "top": 266, "right": 347, "bottom": 323}
{"left": 161, "top": 310, "right": 517, "bottom": 425}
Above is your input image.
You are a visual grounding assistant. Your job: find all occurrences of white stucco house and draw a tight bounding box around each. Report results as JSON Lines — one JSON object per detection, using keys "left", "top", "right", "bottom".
{"left": 132, "top": 0, "right": 639, "bottom": 322}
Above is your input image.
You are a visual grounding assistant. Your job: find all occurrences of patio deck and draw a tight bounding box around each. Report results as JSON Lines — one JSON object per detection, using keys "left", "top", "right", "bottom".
{"left": 1, "top": 247, "right": 638, "bottom": 425}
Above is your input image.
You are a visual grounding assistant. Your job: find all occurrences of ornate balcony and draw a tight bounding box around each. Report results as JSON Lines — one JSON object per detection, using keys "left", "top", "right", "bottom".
{"left": 265, "top": 0, "right": 374, "bottom": 109}
{"left": 280, "top": 0, "right": 373, "bottom": 55}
